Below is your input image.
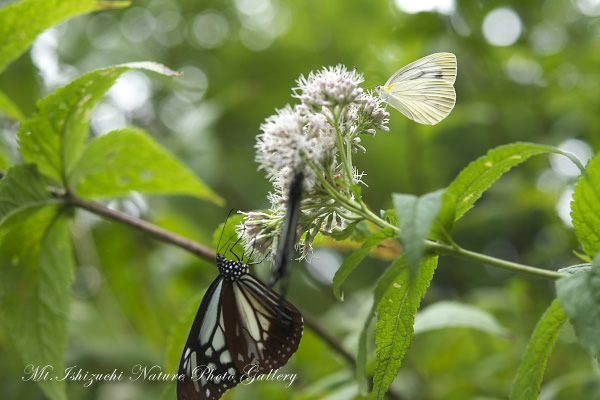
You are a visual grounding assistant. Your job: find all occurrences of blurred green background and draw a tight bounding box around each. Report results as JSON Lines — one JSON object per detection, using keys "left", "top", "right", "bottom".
{"left": 2, "top": 0, "right": 600, "bottom": 399}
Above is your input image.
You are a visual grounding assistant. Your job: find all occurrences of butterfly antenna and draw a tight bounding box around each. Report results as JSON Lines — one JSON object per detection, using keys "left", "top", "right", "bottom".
{"left": 216, "top": 209, "right": 236, "bottom": 255}
{"left": 228, "top": 223, "right": 246, "bottom": 262}
{"left": 245, "top": 237, "right": 255, "bottom": 264}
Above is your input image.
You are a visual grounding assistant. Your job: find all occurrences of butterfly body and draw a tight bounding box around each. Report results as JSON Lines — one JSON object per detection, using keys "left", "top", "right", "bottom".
{"left": 377, "top": 52, "right": 457, "bottom": 125}
{"left": 177, "top": 253, "right": 303, "bottom": 400}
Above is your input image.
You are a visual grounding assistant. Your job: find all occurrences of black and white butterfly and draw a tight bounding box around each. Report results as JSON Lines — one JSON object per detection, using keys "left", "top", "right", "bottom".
{"left": 177, "top": 172, "right": 304, "bottom": 400}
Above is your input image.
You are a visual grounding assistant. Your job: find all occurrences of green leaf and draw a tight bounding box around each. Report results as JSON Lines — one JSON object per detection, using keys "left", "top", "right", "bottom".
{"left": 510, "top": 299, "right": 567, "bottom": 400}
{"left": 356, "top": 255, "right": 407, "bottom": 394}
{"left": 326, "top": 220, "right": 360, "bottom": 240}
{"left": 350, "top": 183, "right": 362, "bottom": 197}
{"left": 332, "top": 227, "right": 395, "bottom": 301}
{"left": 571, "top": 154, "right": 600, "bottom": 257}
{"left": 0, "top": 89, "right": 24, "bottom": 120}
{"left": 371, "top": 256, "right": 438, "bottom": 399}
{"left": 413, "top": 301, "right": 510, "bottom": 337}
{"left": 392, "top": 190, "right": 442, "bottom": 277}
{"left": 0, "top": 149, "right": 9, "bottom": 170}
{"left": 0, "top": 0, "right": 130, "bottom": 74}
{"left": 18, "top": 62, "right": 181, "bottom": 185}
{"left": 0, "top": 164, "right": 53, "bottom": 224}
{"left": 380, "top": 208, "right": 397, "bottom": 226}
{"left": 445, "top": 143, "right": 566, "bottom": 227}
{"left": 573, "top": 249, "right": 593, "bottom": 263}
{"left": 69, "top": 128, "right": 223, "bottom": 204}
{"left": 0, "top": 206, "right": 73, "bottom": 400}
{"left": 430, "top": 190, "right": 456, "bottom": 242}
{"left": 558, "top": 264, "right": 592, "bottom": 275}
{"left": 556, "top": 253, "right": 600, "bottom": 360}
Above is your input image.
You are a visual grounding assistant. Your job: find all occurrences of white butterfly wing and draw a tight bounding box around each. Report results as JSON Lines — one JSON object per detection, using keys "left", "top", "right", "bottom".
{"left": 382, "top": 79, "right": 456, "bottom": 125}
{"left": 384, "top": 52, "right": 457, "bottom": 86}
{"left": 379, "top": 52, "right": 457, "bottom": 125}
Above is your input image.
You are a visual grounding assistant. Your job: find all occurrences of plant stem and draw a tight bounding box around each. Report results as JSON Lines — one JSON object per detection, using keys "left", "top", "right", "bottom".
{"left": 331, "top": 108, "right": 354, "bottom": 186}
{"left": 306, "top": 159, "right": 565, "bottom": 281}
{"left": 64, "top": 192, "right": 215, "bottom": 262}
{"left": 425, "top": 241, "right": 566, "bottom": 280}
{"left": 304, "top": 158, "right": 363, "bottom": 215}
{"left": 356, "top": 197, "right": 567, "bottom": 280}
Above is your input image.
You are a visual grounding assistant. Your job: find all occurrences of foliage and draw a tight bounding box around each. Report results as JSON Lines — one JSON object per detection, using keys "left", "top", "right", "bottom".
{"left": 333, "top": 228, "right": 395, "bottom": 301}
{"left": 393, "top": 190, "right": 442, "bottom": 277}
{"left": 571, "top": 155, "right": 600, "bottom": 257}
{"left": 372, "top": 256, "right": 438, "bottom": 399}
{"left": 510, "top": 299, "right": 567, "bottom": 400}
{"left": 556, "top": 253, "right": 600, "bottom": 360}
{"left": 1, "top": 1, "right": 600, "bottom": 400}
{"left": 413, "top": 300, "right": 509, "bottom": 337}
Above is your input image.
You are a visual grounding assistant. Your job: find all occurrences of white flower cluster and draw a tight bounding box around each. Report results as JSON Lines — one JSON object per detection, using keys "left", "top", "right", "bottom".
{"left": 240, "top": 64, "right": 390, "bottom": 260}
{"left": 255, "top": 105, "right": 335, "bottom": 191}
{"left": 294, "top": 65, "right": 364, "bottom": 108}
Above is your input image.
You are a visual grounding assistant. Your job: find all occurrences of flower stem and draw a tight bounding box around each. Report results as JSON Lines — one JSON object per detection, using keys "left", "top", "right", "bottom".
{"left": 425, "top": 240, "right": 566, "bottom": 280}
{"left": 304, "top": 158, "right": 363, "bottom": 215}
{"left": 331, "top": 108, "right": 354, "bottom": 187}
{"left": 355, "top": 197, "right": 566, "bottom": 280}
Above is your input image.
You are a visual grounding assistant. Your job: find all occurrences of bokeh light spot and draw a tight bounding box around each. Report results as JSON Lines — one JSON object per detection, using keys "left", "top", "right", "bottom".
{"left": 86, "top": 14, "right": 120, "bottom": 50}
{"left": 505, "top": 55, "right": 544, "bottom": 85}
{"left": 482, "top": 8, "right": 522, "bottom": 46}
{"left": 576, "top": 0, "right": 600, "bottom": 16}
{"left": 306, "top": 249, "right": 342, "bottom": 284}
{"left": 174, "top": 66, "right": 208, "bottom": 102}
{"left": 120, "top": 7, "right": 156, "bottom": 43}
{"left": 530, "top": 22, "right": 568, "bottom": 55}
{"left": 108, "top": 71, "right": 152, "bottom": 112}
{"left": 394, "top": 0, "right": 455, "bottom": 14}
{"left": 550, "top": 139, "right": 593, "bottom": 177}
{"left": 190, "top": 11, "right": 229, "bottom": 49}
{"left": 556, "top": 187, "right": 574, "bottom": 227}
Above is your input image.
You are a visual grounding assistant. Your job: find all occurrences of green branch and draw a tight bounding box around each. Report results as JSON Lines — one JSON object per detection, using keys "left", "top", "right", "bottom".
{"left": 425, "top": 241, "right": 566, "bottom": 280}
{"left": 356, "top": 197, "right": 567, "bottom": 281}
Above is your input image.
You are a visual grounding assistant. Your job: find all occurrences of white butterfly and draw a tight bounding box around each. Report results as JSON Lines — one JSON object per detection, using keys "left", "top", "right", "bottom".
{"left": 376, "top": 52, "right": 457, "bottom": 125}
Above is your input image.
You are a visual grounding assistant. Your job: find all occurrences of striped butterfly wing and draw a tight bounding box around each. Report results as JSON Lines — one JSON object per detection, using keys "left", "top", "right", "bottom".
{"left": 378, "top": 52, "right": 457, "bottom": 125}
{"left": 177, "top": 277, "right": 241, "bottom": 400}
{"left": 177, "top": 257, "right": 303, "bottom": 400}
{"left": 222, "top": 273, "right": 303, "bottom": 374}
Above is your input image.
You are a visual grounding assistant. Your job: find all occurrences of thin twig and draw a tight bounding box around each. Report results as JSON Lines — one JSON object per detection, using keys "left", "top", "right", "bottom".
{"left": 301, "top": 312, "right": 356, "bottom": 368}
{"left": 64, "top": 192, "right": 215, "bottom": 262}
{"left": 425, "top": 241, "right": 566, "bottom": 280}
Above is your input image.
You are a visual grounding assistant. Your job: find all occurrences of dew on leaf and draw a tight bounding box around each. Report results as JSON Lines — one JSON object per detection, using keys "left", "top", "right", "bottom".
{"left": 105, "top": 149, "right": 118, "bottom": 163}
{"left": 140, "top": 170, "right": 153, "bottom": 181}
